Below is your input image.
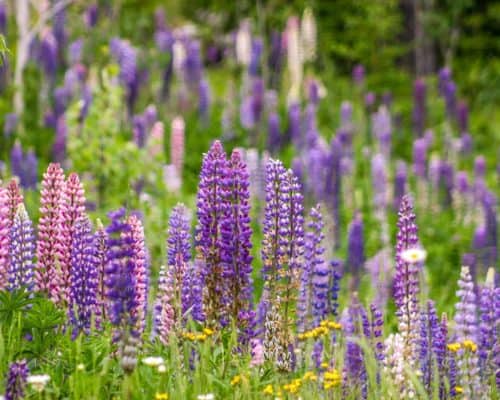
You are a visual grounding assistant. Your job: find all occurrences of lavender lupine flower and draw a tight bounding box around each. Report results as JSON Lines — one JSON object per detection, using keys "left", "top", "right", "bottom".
{"left": 85, "top": 4, "right": 98, "bottom": 27}
{"left": 444, "top": 80, "right": 457, "bottom": 119}
{"left": 372, "top": 106, "right": 392, "bottom": 156}
{"left": 438, "top": 160, "right": 454, "bottom": 208}
{"left": 132, "top": 114, "right": 147, "bottom": 148}
{"left": 393, "top": 195, "right": 421, "bottom": 365}
{"left": 328, "top": 260, "right": 343, "bottom": 317}
{"left": 419, "top": 300, "right": 446, "bottom": 395}
{"left": 325, "top": 137, "right": 342, "bottom": 249}
{"left": 39, "top": 29, "right": 58, "bottom": 82}
{"left": 8, "top": 205, "right": 35, "bottom": 292}
{"left": 268, "top": 31, "right": 283, "bottom": 89}
{"left": 68, "top": 216, "right": 98, "bottom": 339}
{"left": 155, "top": 23, "right": 173, "bottom": 100}
{"left": 125, "top": 214, "right": 149, "bottom": 336}
{"left": 0, "top": 1, "right": 6, "bottom": 34}
{"left": 384, "top": 333, "right": 416, "bottom": 398}
{"left": 369, "top": 303, "right": 384, "bottom": 363}
{"left": 454, "top": 266, "right": 478, "bottom": 342}
{"left": 57, "top": 173, "right": 86, "bottom": 304}
{"left": 457, "top": 100, "right": 469, "bottom": 134}
{"left": 68, "top": 39, "right": 83, "bottom": 65}
{"left": 5, "top": 360, "right": 29, "bottom": 400}
{"left": 153, "top": 204, "right": 190, "bottom": 343}
{"left": 105, "top": 208, "right": 140, "bottom": 373}
{"left": 184, "top": 40, "right": 202, "bottom": 87}
{"left": 53, "top": 117, "right": 67, "bottom": 164}
{"left": 346, "top": 213, "right": 364, "bottom": 290}
{"left": 3, "top": 113, "right": 18, "bottom": 137}
{"left": 412, "top": 138, "right": 428, "bottom": 179}
{"left": 364, "top": 249, "right": 392, "bottom": 309}
{"left": 482, "top": 191, "right": 498, "bottom": 267}
{"left": 196, "top": 141, "right": 230, "bottom": 326}
{"left": 478, "top": 268, "right": 498, "bottom": 381}
{"left": 297, "top": 205, "right": 325, "bottom": 332}
{"left": 287, "top": 102, "right": 301, "bottom": 146}
{"left": 36, "top": 163, "right": 65, "bottom": 303}
{"left": 268, "top": 112, "right": 281, "bottom": 154}
{"left": 248, "top": 38, "right": 263, "bottom": 76}
{"left": 25, "top": 150, "right": 38, "bottom": 190}
{"left": 412, "top": 78, "right": 427, "bottom": 137}
{"left": 393, "top": 161, "right": 407, "bottom": 211}
{"left": 220, "top": 150, "right": 254, "bottom": 342}
{"left": 181, "top": 259, "right": 205, "bottom": 323}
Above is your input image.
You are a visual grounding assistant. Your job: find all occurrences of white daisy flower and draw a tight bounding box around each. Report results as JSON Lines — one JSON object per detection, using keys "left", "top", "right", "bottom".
{"left": 142, "top": 356, "right": 165, "bottom": 367}
{"left": 27, "top": 374, "right": 51, "bottom": 392}
{"left": 401, "top": 248, "right": 427, "bottom": 264}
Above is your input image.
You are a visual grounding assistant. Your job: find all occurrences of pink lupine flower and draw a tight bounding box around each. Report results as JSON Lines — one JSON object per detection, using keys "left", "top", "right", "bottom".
{"left": 0, "top": 187, "right": 9, "bottom": 289}
{"left": 170, "top": 116, "right": 185, "bottom": 177}
{"left": 36, "top": 163, "right": 66, "bottom": 303}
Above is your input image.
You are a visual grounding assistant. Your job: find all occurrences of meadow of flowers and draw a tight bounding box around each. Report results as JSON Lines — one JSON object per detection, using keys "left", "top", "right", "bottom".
{"left": 0, "top": 1, "right": 499, "bottom": 400}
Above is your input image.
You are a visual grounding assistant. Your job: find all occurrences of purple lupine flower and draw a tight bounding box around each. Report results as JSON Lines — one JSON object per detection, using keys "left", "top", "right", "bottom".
{"left": 25, "top": 150, "right": 38, "bottom": 190}
{"left": 346, "top": 213, "right": 364, "bottom": 290}
{"left": 364, "top": 92, "right": 376, "bottom": 109}
{"left": 5, "top": 359, "right": 29, "bottom": 400}
{"left": 85, "top": 4, "right": 98, "bottom": 27}
{"left": 53, "top": 85, "right": 71, "bottom": 119}
{"left": 0, "top": 1, "right": 6, "bottom": 34}
{"left": 287, "top": 102, "right": 301, "bottom": 146}
{"left": 478, "top": 269, "right": 498, "bottom": 381}
{"left": 297, "top": 205, "right": 325, "bottom": 332}
{"left": 105, "top": 208, "right": 140, "bottom": 373}
{"left": 198, "top": 78, "right": 210, "bottom": 122}
{"left": 0, "top": 187, "right": 9, "bottom": 290}
{"left": 53, "top": 8, "right": 67, "bottom": 57}
{"left": 482, "top": 191, "right": 498, "bottom": 267}
{"left": 438, "top": 66, "right": 452, "bottom": 95}
{"left": 364, "top": 249, "right": 392, "bottom": 309}
{"left": 412, "top": 138, "right": 428, "bottom": 179}
{"left": 393, "top": 161, "right": 407, "bottom": 211}
{"left": 304, "top": 102, "right": 319, "bottom": 149}
{"left": 393, "top": 195, "right": 421, "bottom": 363}
{"left": 68, "top": 216, "right": 98, "bottom": 339}
{"left": 182, "top": 259, "right": 205, "bottom": 323}
{"left": 438, "top": 160, "right": 454, "bottom": 208}
{"left": 155, "top": 27, "right": 173, "bottom": 100}
{"left": 419, "top": 300, "right": 446, "bottom": 395}
{"left": 444, "top": 80, "right": 457, "bottom": 119}
{"left": 329, "top": 259, "right": 343, "bottom": 317}
{"left": 132, "top": 114, "right": 147, "bottom": 148}
{"left": 4, "top": 113, "right": 18, "bottom": 137}
{"left": 183, "top": 40, "right": 202, "bottom": 86}
{"left": 369, "top": 303, "right": 384, "bottom": 362}
{"left": 196, "top": 140, "right": 230, "bottom": 326}
{"left": 68, "top": 39, "right": 83, "bottom": 65}
{"left": 8, "top": 204, "right": 35, "bottom": 292}
{"left": 220, "top": 150, "right": 254, "bottom": 342}
{"left": 248, "top": 38, "right": 263, "bottom": 76}
{"left": 10, "top": 142, "right": 24, "bottom": 185}
{"left": 454, "top": 266, "right": 478, "bottom": 342}
{"left": 39, "top": 29, "right": 58, "bottom": 81}
{"left": 372, "top": 106, "right": 391, "bottom": 157}
{"left": 343, "top": 297, "right": 368, "bottom": 399}
{"left": 268, "top": 31, "right": 283, "bottom": 88}
{"left": 412, "top": 78, "right": 427, "bottom": 137}
{"left": 352, "top": 64, "right": 365, "bottom": 86}
{"left": 371, "top": 154, "right": 387, "bottom": 211}
{"left": 153, "top": 204, "right": 190, "bottom": 343}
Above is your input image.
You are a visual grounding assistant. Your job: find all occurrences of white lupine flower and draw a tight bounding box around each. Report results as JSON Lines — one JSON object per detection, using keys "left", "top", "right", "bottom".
{"left": 142, "top": 356, "right": 165, "bottom": 367}
{"left": 300, "top": 7, "right": 317, "bottom": 62}
{"left": 27, "top": 374, "right": 51, "bottom": 392}
{"left": 401, "top": 248, "right": 427, "bottom": 264}
{"left": 286, "top": 16, "right": 302, "bottom": 103}
{"left": 197, "top": 394, "right": 215, "bottom": 400}
{"left": 236, "top": 20, "right": 252, "bottom": 66}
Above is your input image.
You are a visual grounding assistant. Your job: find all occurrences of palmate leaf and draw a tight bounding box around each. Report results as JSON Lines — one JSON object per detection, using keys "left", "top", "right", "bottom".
{"left": 0, "top": 289, "right": 33, "bottom": 325}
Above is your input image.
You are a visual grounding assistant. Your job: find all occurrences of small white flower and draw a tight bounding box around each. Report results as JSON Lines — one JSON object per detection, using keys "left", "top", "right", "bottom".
{"left": 157, "top": 364, "right": 167, "bottom": 373}
{"left": 142, "top": 356, "right": 165, "bottom": 367}
{"left": 27, "top": 374, "right": 51, "bottom": 392}
{"left": 401, "top": 248, "right": 427, "bottom": 264}
{"left": 197, "top": 394, "right": 215, "bottom": 400}
{"left": 76, "top": 363, "right": 85, "bottom": 371}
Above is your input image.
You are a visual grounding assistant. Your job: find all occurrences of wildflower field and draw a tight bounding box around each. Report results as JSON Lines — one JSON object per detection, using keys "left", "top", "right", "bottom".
{"left": 0, "top": 1, "right": 499, "bottom": 399}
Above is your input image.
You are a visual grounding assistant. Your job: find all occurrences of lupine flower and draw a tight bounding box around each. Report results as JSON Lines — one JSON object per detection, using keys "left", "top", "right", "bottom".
{"left": 235, "top": 20, "right": 251, "bottom": 67}
{"left": 477, "top": 268, "right": 498, "bottom": 382}
{"left": 250, "top": 338, "right": 265, "bottom": 367}
{"left": 36, "top": 163, "right": 65, "bottom": 303}
{"left": 248, "top": 38, "right": 263, "bottom": 76}
{"left": 324, "top": 136, "right": 342, "bottom": 248}
{"left": 383, "top": 333, "right": 416, "bottom": 398}
{"left": 3, "top": 113, "right": 18, "bottom": 137}
{"left": 94, "top": 219, "right": 107, "bottom": 329}
{"left": 8, "top": 204, "right": 34, "bottom": 292}
{"left": 68, "top": 39, "right": 83, "bottom": 65}
{"left": 352, "top": 64, "right": 365, "bottom": 86}
{"left": 368, "top": 303, "right": 384, "bottom": 363}
{"left": 105, "top": 208, "right": 140, "bottom": 373}
{"left": 24, "top": 150, "right": 38, "bottom": 190}
{"left": 297, "top": 205, "right": 325, "bottom": 332}
{"left": 267, "top": 111, "right": 281, "bottom": 154}
{"left": 412, "top": 138, "right": 428, "bottom": 179}
{"left": 364, "top": 249, "right": 392, "bottom": 309}
{"left": 68, "top": 216, "right": 98, "bottom": 339}
{"left": 153, "top": 204, "right": 190, "bottom": 343}
{"left": 85, "top": 4, "right": 98, "bottom": 27}
{"left": 287, "top": 102, "right": 301, "bottom": 146}
{"left": 346, "top": 213, "right": 364, "bottom": 290}
{"left": 372, "top": 107, "right": 391, "bottom": 157}
{"left": 220, "top": 150, "right": 254, "bottom": 342}
{"left": 125, "top": 214, "right": 149, "bottom": 336}
{"left": 393, "top": 161, "right": 407, "bottom": 211}
{"left": 198, "top": 78, "right": 210, "bottom": 121}
{"left": 286, "top": 16, "right": 302, "bottom": 102}
{"left": 181, "top": 259, "right": 205, "bottom": 323}
{"left": 393, "top": 195, "right": 421, "bottom": 365}
{"left": 328, "top": 259, "right": 343, "bottom": 318}
{"left": 454, "top": 266, "right": 478, "bottom": 342}
{"left": 57, "top": 173, "right": 86, "bottom": 304}
{"left": 196, "top": 141, "right": 231, "bottom": 326}
{"left": 371, "top": 154, "right": 388, "bottom": 211}
{"left": 10, "top": 142, "right": 23, "bottom": 185}
{"left": 5, "top": 360, "right": 29, "bottom": 400}
{"left": 0, "top": 187, "right": 9, "bottom": 289}
{"left": 39, "top": 28, "right": 58, "bottom": 81}
{"left": 268, "top": 31, "right": 283, "bottom": 88}
{"left": 170, "top": 117, "right": 185, "bottom": 177}
{"left": 53, "top": 117, "right": 67, "bottom": 164}
{"left": 300, "top": 7, "right": 317, "bottom": 62}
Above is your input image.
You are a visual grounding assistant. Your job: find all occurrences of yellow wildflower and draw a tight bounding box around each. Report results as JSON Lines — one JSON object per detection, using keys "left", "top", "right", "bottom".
{"left": 230, "top": 375, "right": 242, "bottom": 386}
{"left": 262, "top": 385, "right": 274, "bottom": 395}
{"left": 455, "top": 386, "right": 463, "bottom": 394}
{"left": 203, "top": 328, "right": 214, "bottom": 336}
{"left": 303, "top": 371, "right": 318, "bottom": 381}
{"left": 462, "top": 340, "right": 477, "bottom": 352}
{"left": 320, "top": 362, "right": 329, "bottom": 369}
{"left": 447, "top": 343, "right": 461, "bottom": 352}
{"left": 155, "top": 393, "right": 168, "bottom": 400}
